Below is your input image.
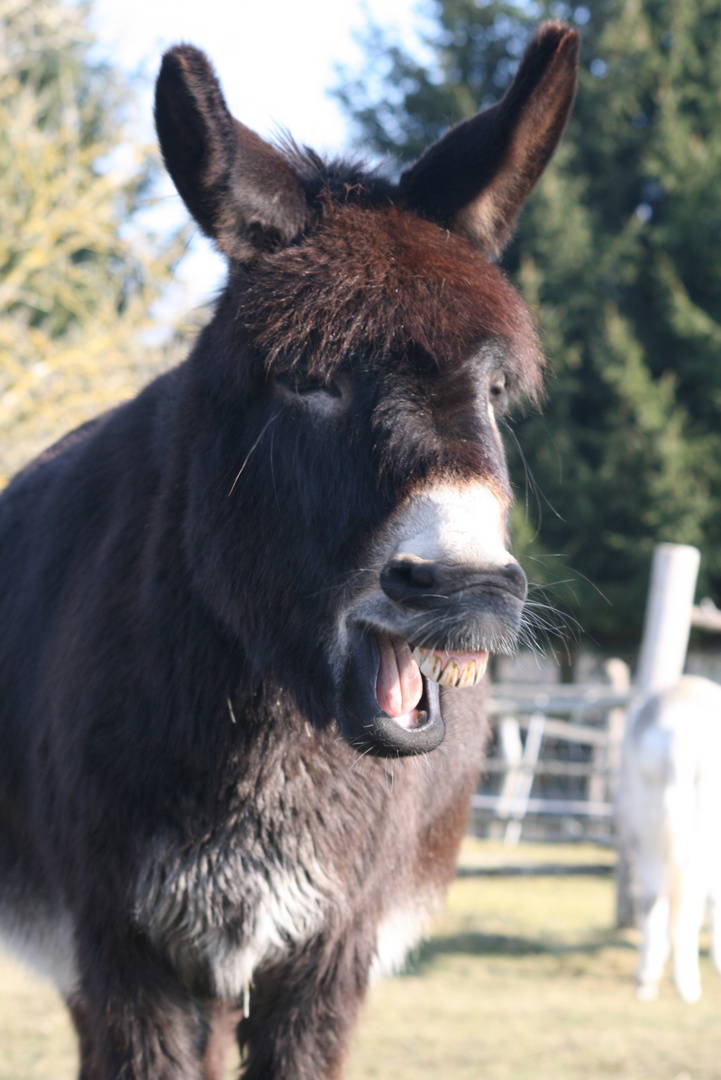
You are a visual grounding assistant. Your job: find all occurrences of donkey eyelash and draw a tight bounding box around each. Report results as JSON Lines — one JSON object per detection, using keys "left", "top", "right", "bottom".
{"left": 275, "top": 374, "right": 343, "bottom": 398}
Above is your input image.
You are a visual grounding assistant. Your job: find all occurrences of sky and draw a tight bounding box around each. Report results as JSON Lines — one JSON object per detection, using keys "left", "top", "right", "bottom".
{"left": 89, "top": 0, "right": 432, "bottom": 306}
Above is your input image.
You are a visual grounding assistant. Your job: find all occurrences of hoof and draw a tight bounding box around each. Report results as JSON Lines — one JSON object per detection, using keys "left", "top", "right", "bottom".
{"left": 676, "top": 981, "right": 701, "bottom": 1004}
{"left": 635, "top": 980, "right": 659, "bottom": 1002}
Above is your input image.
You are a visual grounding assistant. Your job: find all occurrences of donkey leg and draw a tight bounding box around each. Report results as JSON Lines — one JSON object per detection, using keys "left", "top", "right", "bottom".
{"left": 238, "top": 935, "right": 372, "bottom": 1080}
{"left": 79, "top": 987, "right": 208, "bottom": 1080}
{"left": 74, "top": 933, "right": 210, "bottom": 1080}
{"left": 66, "top": 995, "right": 101, "bottom": 1080}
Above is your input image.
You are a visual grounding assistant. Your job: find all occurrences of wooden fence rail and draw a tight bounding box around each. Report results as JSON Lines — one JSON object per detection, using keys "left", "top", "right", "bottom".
{"left": 472, "top": 672, "right": 632, "bottom": 845}
{"left": 471, "top": 794, "right": 615, "bottom": 818}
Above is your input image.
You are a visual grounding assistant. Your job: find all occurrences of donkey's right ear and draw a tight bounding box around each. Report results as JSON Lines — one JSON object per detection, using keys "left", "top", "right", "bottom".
{"left": 154, "top": 46, "right": 308, "bottom": 261}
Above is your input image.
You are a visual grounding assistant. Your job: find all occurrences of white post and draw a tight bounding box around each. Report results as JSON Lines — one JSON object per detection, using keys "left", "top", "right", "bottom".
{"left": 604, "top": 658, "right": 631, "bottom": 803}
{"left": 496, "top": 718, "right": 523, "bottom": 814}
{"left": 635, "top": 543, "right": 700, "bottom": 695}
{"left": 503, "top": 712, "right": 545, "bottom": 847}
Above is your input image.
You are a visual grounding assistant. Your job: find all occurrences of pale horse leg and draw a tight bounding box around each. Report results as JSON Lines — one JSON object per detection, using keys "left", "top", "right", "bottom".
{"left": 672, "top": 858, "right": 705, "bottom": 1003}
{"left": 636, "top": 855, "right": 670, "bottom": 1002}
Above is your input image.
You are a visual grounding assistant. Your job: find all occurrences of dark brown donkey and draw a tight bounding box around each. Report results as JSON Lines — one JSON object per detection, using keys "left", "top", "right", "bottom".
{"left": 0, "top": 22, "right": 578, "bottom": 1080}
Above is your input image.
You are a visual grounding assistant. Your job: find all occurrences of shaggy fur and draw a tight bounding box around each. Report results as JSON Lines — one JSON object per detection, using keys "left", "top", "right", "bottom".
{"left": 0, "top": 21, "right": 578, "bottom": 1080}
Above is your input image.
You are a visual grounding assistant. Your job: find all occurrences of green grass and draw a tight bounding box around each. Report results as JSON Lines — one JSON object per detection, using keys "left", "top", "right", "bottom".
{"left": 2, "top": 843, "right": 720, "bottom": 1079}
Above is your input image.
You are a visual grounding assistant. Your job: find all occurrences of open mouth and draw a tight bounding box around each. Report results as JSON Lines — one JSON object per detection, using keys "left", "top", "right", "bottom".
{"left": 336, "top": 622, "right": 490, "bottom": 757}
{"left": 376, "top": 635, "right": 489, "bottom": 731}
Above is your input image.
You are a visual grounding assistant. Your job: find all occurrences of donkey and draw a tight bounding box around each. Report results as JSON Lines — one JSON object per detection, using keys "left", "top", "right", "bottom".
{"left": 0, "top": 22, "right": 579, "bottom": 1079}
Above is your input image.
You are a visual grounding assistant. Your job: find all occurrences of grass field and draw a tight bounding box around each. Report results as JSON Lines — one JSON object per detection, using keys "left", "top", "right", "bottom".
{"left": 2, "top": 842, "right": 720, "bottom": 1080}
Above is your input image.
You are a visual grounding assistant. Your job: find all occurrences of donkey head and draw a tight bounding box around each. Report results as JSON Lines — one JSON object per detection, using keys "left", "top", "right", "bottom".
{"left": 155, "top": 23, "right": 579, "bottom": 757}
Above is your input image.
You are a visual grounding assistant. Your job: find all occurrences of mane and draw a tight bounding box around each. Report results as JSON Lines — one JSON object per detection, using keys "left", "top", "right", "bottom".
{"left": 274, "top": 135, "right": 398, "bottom": 208}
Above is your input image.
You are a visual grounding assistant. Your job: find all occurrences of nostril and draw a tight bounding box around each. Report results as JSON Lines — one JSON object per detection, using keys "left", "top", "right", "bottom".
{"left": 502, "top": 561, "right": 527, "bottom": 600}
{"left": 381, "top": 555, "right": 437, "bottom": 604}
{"left": 408, "top": 563, "right": 435, "bottom": 590}
{"left": 380, "top": 554, "right": 528, "bottom": 608}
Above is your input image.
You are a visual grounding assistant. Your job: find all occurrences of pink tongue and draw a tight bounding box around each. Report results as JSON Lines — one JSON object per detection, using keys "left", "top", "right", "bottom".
{"left": 376, "top": 636, "right": 423, "bottom": 718}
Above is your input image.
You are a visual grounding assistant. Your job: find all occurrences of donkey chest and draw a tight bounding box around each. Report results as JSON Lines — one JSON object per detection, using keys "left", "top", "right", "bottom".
{"left": 134, "top": 821, "right": 338, "bottom": 1000}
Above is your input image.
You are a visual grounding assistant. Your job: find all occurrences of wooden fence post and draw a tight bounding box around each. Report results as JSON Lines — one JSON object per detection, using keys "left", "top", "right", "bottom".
{"left": 495, "top": 717, "right": 523, "bottom": 829}
{"left": 616, "top": 542, "right": 700, "bottom": 927}
{"left": 503, "top": 712, "right": 546, "bottom": 846}
{"left": 635, "top": 543, "right": 701, "bottom": 696}
{"left": 600, "top": 658, "right": 630, "bottom": 807}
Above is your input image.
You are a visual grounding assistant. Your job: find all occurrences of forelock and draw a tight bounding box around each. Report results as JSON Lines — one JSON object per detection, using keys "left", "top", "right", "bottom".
{"left": 239, "top": 202, "right": 544, "bottom": 401}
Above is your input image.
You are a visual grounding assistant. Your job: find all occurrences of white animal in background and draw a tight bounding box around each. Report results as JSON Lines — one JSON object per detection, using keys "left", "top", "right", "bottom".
{"left": 618, "top": 675, "right": 721, "bottom": 1002}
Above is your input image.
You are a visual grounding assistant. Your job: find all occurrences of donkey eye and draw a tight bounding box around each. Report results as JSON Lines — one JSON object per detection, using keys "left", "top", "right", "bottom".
{"left": 488, "top": 371, "right": 508, "bottom": 410}
{"left": 298, "top": 379, "right": 343, "bottom": 399}
{"left": 274, "top": 373, "right": 348, "bottom": 419}
{"left": 276, "top": 374, "right": 342, "bottom": 399}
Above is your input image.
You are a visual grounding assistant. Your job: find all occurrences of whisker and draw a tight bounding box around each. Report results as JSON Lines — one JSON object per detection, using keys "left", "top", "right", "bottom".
{"left": 269, "top": 425, "right": 280, "bottom": 512}
{"left": 228, "top": 413, "right": 280, "bottom": 496}
{"left": 345, "top": 744, "right": 375, "bottom": 776}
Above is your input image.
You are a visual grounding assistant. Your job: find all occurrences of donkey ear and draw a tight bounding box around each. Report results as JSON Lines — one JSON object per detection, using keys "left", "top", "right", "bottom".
{"left": 398, "top": 22, "right": 580, "bottom": 260}
{"left": 154, "top": 45, "right": 308, "bottom": 261}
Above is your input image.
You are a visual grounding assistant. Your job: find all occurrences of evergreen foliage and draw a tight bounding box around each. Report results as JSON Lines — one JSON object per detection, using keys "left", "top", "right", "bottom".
{"left": 337, "top": 0, "right": 721, "bottom": 650}
{"left": 0, "top": 0, "right": 186, "bottom": 484}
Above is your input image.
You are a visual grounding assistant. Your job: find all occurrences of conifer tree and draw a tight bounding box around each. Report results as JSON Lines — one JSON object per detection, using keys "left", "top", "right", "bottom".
{"left": 0, "top": 0, "right": 186, "bottom": 483}
{"left": 337, "top": 0, "right": 720, "bottom": 652}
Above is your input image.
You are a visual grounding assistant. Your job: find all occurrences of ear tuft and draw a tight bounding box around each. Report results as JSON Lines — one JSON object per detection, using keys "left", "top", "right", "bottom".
{"left": 155, "top": 45, "right": 308, "bottom": 261}
{"left": 398, "top": 21, "right": 580, "bottom": 259}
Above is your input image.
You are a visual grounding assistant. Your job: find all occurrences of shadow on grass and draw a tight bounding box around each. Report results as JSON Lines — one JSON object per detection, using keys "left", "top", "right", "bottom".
{"left": 406, "top": 930, "right": 635, "bottom": 974}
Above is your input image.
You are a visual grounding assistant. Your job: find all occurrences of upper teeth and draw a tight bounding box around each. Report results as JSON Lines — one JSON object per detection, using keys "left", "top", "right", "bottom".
{"left": 412, "top": 647, "right": 488, "bottom": 688}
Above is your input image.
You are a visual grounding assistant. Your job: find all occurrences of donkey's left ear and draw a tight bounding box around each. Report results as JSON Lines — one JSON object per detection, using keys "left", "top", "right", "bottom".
{"left": 155, "top": 45, "right": 308, "bottom": 261}
{"left": 398, "top": 22, "right": 580, "bottom": 260}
